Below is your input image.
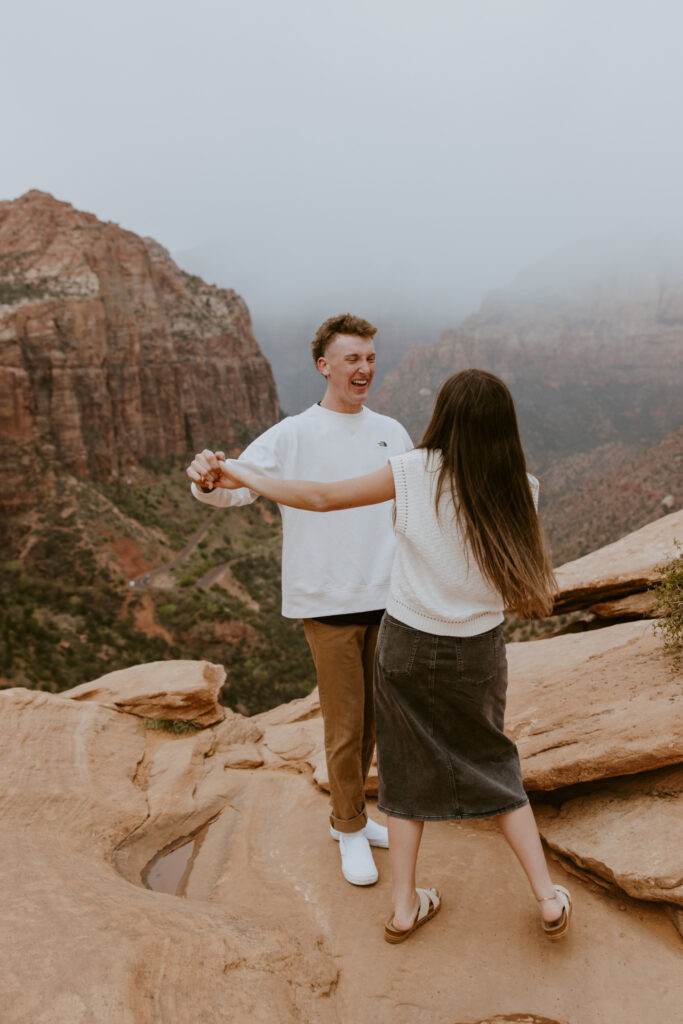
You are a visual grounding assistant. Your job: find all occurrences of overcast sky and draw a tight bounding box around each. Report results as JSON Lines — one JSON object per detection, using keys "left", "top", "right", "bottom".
{"left": 3, "top": 0, "right": 683, "bottom": 334}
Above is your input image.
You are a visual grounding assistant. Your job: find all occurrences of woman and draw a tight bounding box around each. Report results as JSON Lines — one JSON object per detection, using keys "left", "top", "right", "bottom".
{"left": 205, "top": 369, "right": 571, "bottom": 944}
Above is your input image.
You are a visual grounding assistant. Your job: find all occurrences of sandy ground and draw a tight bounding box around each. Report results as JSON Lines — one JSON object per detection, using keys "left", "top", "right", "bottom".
{"left": 151, "top": 769, "right": 683, "bottom": 1024}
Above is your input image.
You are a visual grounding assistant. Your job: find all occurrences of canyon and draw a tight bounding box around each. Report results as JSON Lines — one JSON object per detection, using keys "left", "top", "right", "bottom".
{"left": 1, "top": 190, "right": 683, "bottom": 1021}
{"left": 1, "top": 190, "right": 682, "bottom": 703}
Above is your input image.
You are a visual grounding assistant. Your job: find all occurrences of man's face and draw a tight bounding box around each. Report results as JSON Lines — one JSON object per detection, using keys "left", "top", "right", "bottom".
{"left": 317, "top": 334, "right": 376, "bottom": 413}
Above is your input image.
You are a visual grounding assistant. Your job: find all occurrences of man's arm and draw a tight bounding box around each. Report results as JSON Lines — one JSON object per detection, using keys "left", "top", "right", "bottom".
{"left": 214, "top": 460, "right": 396, "bottom": 512}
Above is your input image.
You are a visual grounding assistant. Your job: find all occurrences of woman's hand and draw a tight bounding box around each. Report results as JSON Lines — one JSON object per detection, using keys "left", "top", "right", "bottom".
{"left": 186, "top": 449, "right": 227, "bottom": 491}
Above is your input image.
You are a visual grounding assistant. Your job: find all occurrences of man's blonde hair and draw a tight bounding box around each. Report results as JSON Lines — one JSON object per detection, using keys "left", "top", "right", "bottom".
{"left": 311, "top": 313, "right": 377, "bottom": 364}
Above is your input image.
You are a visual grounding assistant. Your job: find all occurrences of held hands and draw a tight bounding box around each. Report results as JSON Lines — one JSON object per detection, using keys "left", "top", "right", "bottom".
{"left": 186, "top": 450, "right": 249, "bottom": 491}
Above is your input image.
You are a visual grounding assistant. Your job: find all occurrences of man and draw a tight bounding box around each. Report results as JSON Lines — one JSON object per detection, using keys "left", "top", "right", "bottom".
{"left": 187, "top": 313, "right": 412, "bottom": 886}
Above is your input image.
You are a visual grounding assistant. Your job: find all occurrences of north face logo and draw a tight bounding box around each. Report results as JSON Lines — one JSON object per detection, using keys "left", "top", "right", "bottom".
{"left": 377, "top": 441, "right": 388, "bottom": 447}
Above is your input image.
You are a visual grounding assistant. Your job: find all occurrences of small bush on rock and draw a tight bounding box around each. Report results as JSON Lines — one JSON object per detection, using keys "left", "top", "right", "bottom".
{"left": 651, "top": 539, "right": 683, "bottom": 671}
{"left": 144, "top": 718, "right": 201, "bottom": 734}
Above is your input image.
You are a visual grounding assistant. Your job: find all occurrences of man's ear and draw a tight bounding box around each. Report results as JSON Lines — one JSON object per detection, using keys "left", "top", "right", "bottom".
{"left": 317, "top": 356, "right": 329, "bottom": 377}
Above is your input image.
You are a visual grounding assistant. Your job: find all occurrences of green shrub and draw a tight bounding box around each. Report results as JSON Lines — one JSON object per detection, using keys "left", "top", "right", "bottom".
{"left": 176, "top": 573, "right": 197, "bottom": 587}
{"left": 0, "top": 278, "right": 48, "bottom": 305}
{"left": 144, "top": 717, "right": 201, "bottom": 734}
{"left": 651, "top": 540, "right": 683, "bottom": 670}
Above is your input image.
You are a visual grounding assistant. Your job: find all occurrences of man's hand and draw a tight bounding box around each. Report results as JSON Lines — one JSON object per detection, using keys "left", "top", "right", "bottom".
{"left": 186, "top": 449, "right": 227, "bottom": 491}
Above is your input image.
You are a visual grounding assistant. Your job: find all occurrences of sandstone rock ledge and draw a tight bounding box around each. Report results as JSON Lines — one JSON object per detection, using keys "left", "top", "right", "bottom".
{"left": 553, "top": 508, "right": 682, "bottom": 613}
{"left": 2, "top": 667, "right": 683, "bottom": 1024}
{"left": 0, "top": 689, "right": 337, "bottom": 1024}
{"left": 506, "top": 618, "right": 683, "bottom": 790}
{"left": 67, "top": 659, "right": 227, "bottom": 727}
{"left": 535, "top": 765, "right": 683, "bottom": 908}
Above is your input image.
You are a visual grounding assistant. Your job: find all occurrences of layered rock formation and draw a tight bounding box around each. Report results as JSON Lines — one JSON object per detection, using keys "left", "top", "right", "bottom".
{"left": 506, "top": 619, "right": 682, "bottom": 789}
{"left": 1, "top": 663, "right": 680, "bottom": 1023}
{"left": 552, "top": 507, "right": 682, "bottom": 614}
{"left": 67, "top": 659, "right": 228, "bottom": 728}
{"left": 2, "top": 513, "right": 683, "bottom": 1022}
{"left": 0, "top": 191, "right": 278, "bottom": 510}
{"left": 535, "top": 766, "right": 683, "bottom": 908}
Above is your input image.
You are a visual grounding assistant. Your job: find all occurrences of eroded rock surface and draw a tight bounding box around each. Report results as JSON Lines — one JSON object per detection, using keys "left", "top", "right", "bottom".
{"left": 0, "top": 688, "right": 338, "bottom": 1024}
{"left": 553, "top": 509, "right": 682, "bottom": 612}
{"left": 588, "top": 590, "right": 659, "bottom": 620}
{"left": 67, "top": 659, "right": 226, "bottom": 727}
{"left": 506, "top": 619, "right": 683, "bottom": 791}
{"left": 3, "top": 673, "right": 683, "bottom": 1023}
{"left": 535, "top": 766, "right": 683, "bottom": 909}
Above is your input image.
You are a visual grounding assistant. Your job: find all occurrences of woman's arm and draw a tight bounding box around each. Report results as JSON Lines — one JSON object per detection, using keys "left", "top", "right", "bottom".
{"left": 215, "top": 460, "right": 395, "bottom": 511}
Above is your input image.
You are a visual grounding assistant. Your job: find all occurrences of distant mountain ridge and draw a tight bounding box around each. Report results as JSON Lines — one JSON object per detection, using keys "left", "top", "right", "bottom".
{"left": 0, "top": 190, "right": 278, "bottom": 509}
{"left": 372, "top": 330, "right": 682, "bottom": 470}
{"left": 371, "top": 250, "right": 683, "bottom": 561}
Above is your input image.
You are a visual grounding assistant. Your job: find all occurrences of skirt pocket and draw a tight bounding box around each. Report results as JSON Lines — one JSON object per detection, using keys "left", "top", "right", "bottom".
{"left": 457, "top": 625, "right": 500, "bottom": 687}
{"left": 377, "top": 614, "right": 421, "bottom": 677}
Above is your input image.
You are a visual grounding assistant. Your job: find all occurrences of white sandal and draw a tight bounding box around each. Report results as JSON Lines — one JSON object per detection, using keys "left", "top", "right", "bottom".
{"left": 538, "top": 885, "right": 572, "bottom": 940}
{"left": 384, "top": 887, "right": 441, "bottom": 944}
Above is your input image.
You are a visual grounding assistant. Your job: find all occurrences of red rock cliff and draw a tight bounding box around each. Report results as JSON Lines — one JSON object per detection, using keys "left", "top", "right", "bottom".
{"left": 0, "top": 191, "right": 278, "bottom": 508}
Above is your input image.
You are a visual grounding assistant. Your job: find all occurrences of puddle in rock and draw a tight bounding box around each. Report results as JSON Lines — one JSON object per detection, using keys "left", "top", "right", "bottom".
{"left": 143, "top": 820, "right": 212, "bottom": 896}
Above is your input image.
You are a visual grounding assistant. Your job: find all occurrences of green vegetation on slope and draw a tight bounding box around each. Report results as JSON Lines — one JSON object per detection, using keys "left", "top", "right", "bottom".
{"left": 0, "top": 470, "right": 315, "bottom": 715}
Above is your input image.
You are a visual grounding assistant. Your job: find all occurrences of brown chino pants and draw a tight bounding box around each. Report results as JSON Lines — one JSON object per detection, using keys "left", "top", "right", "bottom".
{"left": 302, "top": 619, "right": 379, "bottom": 833}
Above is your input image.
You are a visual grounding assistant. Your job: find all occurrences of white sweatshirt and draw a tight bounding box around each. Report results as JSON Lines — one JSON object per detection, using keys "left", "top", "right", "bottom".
{"left": 191, "top": 404, "right": 412, "bottom": 618}
{"left": 387, "top": 448, "right": 540, "bottom": 637}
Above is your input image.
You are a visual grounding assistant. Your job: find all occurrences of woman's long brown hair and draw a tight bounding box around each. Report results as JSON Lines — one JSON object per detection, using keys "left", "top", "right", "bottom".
{"left": 417, "top": 369, "right": 557, "bottom": 619}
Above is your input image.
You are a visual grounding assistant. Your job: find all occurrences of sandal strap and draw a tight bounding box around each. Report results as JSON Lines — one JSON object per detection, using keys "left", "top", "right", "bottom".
{"left": 416, "top": 887, "right": 440, "bottom": 920}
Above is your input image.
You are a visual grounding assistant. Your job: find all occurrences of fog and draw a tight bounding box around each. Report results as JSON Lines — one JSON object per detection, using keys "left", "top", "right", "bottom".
{"left": 3, "top": 0, "right": 683, "bottom": 348}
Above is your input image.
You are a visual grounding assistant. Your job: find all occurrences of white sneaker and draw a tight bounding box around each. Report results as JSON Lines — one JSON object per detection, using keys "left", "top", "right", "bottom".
{"left": 338, "top": 832, "right": 378, "bottom": 886}
{"left": 330, "top": 817, "right": 389, "bottom": 849}
{"left": 362, "top": 817, "right": 389, "bottom": 849}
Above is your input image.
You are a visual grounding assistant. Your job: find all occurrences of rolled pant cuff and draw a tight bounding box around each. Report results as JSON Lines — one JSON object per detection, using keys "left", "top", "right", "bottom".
{"left": 330, "top": 809, "right": 367, "bottom": 833}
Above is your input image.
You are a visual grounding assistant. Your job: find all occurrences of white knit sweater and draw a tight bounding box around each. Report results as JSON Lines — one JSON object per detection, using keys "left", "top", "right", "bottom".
{"left": 386, "top": 448, "right": 540, "bottom": 637}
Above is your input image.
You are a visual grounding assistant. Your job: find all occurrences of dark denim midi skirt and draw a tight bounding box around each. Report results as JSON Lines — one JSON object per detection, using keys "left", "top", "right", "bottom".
{"left": 374, "top": 613, "right": 529, "bottom": 821}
